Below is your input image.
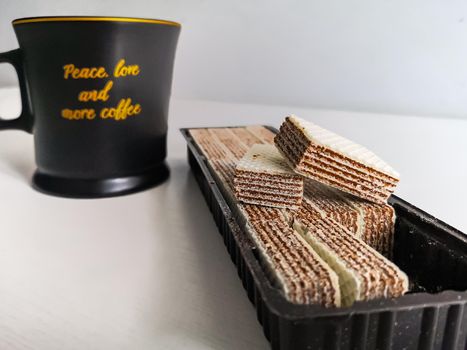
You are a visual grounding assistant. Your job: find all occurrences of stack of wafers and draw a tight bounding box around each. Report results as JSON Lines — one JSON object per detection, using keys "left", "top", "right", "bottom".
{"left": 188, "top": 124, "right": 407, "bottom": 308}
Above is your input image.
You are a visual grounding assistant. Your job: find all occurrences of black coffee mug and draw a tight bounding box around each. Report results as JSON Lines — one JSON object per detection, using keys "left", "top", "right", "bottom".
{"left": 0, "top": 16, "right": 180, "bottom": 198}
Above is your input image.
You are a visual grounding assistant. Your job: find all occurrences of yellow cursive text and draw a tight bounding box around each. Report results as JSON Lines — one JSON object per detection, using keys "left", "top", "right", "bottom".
{"left": 63, "top": 64, "right": 109, "bottom": 79}
{"left": 61, "top": 108, "right": 96, "bottom": 120}
{"left": 78, "top": 80, "right": 114, "bottom": 102}
{"left": 100, "top": 98, "right": 142, "bottom": 120}
{"left": 113, "top": 59, "right": 140, "bottom": 77}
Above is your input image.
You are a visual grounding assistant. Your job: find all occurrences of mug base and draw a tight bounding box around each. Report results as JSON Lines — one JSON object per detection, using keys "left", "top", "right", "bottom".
{"left": 32, "top": 163, "right": 170, "bottom": 199}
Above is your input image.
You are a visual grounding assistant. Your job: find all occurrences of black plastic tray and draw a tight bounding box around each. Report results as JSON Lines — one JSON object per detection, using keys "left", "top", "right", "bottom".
{"left": 181, "top": 127, "right": 467, "bottom": 350}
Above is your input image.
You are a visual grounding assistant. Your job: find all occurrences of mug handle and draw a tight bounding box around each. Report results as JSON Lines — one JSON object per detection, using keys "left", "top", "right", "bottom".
{"left": 0, "top": 49, "right": 33, "bottom": 133}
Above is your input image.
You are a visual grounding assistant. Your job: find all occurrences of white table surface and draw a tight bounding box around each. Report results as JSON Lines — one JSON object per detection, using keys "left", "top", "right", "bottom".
{"left": 0, "top": 87, "right": 466, "bottom": 350}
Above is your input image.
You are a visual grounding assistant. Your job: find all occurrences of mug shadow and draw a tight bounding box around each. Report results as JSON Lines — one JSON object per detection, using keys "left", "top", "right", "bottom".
{"left": 145, "top": 159, "right": 269, "bottom": 350}
{"left": 0, "top": 153, "right": 35, "bottom": 183}
{"left": 0, "top": 132, "right": 35, "bottom": 183}
{"left": 8, "top": 157, "right": 35, "bottom": 182}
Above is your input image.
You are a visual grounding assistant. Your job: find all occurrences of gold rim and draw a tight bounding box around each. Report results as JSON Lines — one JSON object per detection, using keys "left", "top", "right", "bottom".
{"left": 12, "top": 16, "right": 181, "bottom": 27}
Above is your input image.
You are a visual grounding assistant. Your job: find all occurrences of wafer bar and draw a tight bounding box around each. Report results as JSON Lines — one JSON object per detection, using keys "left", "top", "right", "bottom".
{"left": 274, "top": 115, "right": 400, "bottom": 203}
{"left": 246, "top": 218, "right": 340, "bottom": 306}
{"left": 293, "top": 199, "right": 408, "bottom": 306}
{"left": 234, "top": 144, "right": 304, "bottom": 210}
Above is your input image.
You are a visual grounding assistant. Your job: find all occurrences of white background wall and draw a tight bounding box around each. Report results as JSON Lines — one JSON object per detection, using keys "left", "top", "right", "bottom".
{"left": 1, "top": 0, "right": 467, "bottom": 118}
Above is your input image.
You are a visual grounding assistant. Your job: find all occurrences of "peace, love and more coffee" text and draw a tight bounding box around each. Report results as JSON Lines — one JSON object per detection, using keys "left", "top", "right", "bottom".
{"left": 61, "top": 59, "right": 142, "bottom": 121}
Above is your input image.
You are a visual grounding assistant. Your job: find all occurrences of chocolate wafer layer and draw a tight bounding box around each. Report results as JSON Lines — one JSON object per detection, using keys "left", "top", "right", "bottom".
{"left": 234, "top": 144, "right": 304, "bottom": 210}
{"left": 274, "top": 116, "right": 400, "bottom": 204}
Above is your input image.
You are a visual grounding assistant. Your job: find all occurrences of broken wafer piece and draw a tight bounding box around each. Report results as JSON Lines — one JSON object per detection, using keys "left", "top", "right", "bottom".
{"left": 234, "top": 144, "right": 304, "bottom": 210}
{"left": 274, "top": 115, "right": 400, "bottom": 204}
{"left": 293, "top": 198, "right": 408, "bottom": 307}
